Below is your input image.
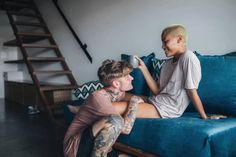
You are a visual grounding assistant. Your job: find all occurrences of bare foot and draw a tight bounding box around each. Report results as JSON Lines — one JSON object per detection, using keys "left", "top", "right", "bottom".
{"left": 67, "top": 105, "right": 80, "bottom": 114}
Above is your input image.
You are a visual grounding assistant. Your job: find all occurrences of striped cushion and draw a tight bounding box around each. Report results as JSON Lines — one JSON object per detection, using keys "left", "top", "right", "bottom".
{"left": 152, "top": 58, "right": 165, "bottom": 81}
{"left": 73, "top": 81, "right": 104, "bottom": 100}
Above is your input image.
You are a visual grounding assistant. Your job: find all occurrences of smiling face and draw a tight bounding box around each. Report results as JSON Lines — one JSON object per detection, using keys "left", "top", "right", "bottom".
{"left": 161, "top": 25, "right": 187, "bottom": 58}
{"left": 162, "top": 34, "right": 180, "bottom": 57}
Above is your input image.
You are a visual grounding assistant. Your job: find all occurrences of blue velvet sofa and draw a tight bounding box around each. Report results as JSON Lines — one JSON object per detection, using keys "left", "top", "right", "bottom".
{"left": 64, "top": 52, "right": 236, "bottom": 157}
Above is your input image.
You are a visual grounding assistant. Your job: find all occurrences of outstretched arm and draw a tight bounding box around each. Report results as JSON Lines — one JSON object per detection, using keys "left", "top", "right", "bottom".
{"left": 187, "top": 89, "right": 226, "bottom": 119}
{"left": 135, "top": 57, "right": 160, "bottom": 95}
{"left": 122, "top": 95, "right": 144, "bottom": 134}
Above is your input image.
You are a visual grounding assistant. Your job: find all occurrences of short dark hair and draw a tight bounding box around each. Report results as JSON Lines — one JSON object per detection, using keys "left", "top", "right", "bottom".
{"left": 97, "top": 59, "right": 133, "bottom": 86}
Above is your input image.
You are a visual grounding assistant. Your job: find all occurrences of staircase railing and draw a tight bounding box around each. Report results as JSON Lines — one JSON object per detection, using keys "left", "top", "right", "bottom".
{"left": 52, "top": 0, "right": 93, "bottom": 63}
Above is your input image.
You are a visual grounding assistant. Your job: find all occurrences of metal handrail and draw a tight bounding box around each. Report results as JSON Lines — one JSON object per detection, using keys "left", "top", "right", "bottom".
{"left": 52, "top": 0, "right": 92, "bottom": 63}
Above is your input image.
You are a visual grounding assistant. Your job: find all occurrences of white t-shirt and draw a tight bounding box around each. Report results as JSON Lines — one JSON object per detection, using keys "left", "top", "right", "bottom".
{"left": 148, "top": 50, "right": 201, "bottom": 118}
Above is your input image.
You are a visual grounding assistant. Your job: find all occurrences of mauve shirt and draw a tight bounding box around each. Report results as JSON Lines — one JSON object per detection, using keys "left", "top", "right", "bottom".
{"left": 63, "top": 89, "right": 125, "bottom": 157}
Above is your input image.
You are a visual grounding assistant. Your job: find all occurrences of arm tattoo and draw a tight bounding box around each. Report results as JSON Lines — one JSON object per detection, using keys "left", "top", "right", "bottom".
{"left": 122, "top": 96, "right": 143, "bottom": 134}
{"left": 91, "top": 115, "right": 124, "bottom": 157}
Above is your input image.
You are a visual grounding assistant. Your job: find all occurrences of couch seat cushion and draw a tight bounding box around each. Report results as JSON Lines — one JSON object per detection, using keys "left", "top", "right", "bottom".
{"left": 118, "top": 112, "right": 236, "bottom": 157}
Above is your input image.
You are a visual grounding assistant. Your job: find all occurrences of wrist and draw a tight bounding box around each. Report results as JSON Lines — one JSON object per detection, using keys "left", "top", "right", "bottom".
{"left": 202, "top": 115, "right": 208, "bottom": 119}
{"left": 131, "top": 96, "right": 143, "bottom": 103}
{"left": 139, "top": 65, "right": 148, "bottom": 72}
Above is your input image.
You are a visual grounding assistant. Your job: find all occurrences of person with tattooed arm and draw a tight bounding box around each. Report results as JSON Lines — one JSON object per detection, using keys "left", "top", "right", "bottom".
{"left": 64, "top": 60, "right": 143, "bottom": 157}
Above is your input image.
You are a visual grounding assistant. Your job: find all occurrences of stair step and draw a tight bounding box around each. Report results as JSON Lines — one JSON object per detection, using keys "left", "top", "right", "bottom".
{"left": 33, "top": 70, "right": 72, "bottom": 75}
{"left": 14, "top": 21, "right": 46, "bottom": 27}
{"left": 4, "top": 57, "right": 65, "bottom": 63}
{"left": 8, "top": 11, "right": 41, "bottom": 18}
{"left": 4, "top": 60, "right": 24, "bottom": 63}
{"left": 18, "top": 32, "right": 52, "bottom": 37}
{"left": 28, "top": 57, "right": 64, "bottom": 62}
{"left": 40, "top": 85, "right": 77, "bottom": 91}
{"left": 22, "top": 44, "right": 58, "bottom": 49}
{"left": 3, "top": 36, "right": 48, "bottom": 46}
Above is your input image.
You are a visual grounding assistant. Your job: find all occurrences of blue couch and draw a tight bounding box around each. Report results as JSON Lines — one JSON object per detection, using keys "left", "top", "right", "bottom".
{"left": 64, "top": 52, "right": 236, "bottom": 157}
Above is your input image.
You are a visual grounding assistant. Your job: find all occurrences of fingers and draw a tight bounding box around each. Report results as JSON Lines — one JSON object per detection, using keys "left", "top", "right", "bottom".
{"left": 209, "top": 115, "right": 227, "bottom": 120}
{"left": 133, "top": 56, "right": 142, "bottom": 64}
{"left": 134, "top": 55, "right": 141, "bottom": 60}
{"left": 133, "top": 56, "right": 146, "bottom": 69}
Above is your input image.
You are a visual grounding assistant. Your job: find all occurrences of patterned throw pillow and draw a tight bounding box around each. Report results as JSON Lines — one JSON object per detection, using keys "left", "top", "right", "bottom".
{"left": 152, "top": 57, "right": 166, "bottom": 81}
{"left": 72, "top": 81, "right": 104, "bottom": 100}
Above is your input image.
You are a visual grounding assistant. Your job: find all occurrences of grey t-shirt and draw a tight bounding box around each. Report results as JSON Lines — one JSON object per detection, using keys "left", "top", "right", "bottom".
{"left": 148, "top": 50, "right": 201, "bottom": 118}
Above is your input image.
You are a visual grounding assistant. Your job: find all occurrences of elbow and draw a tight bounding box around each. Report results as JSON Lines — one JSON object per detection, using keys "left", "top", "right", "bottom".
{"left": 121, "top": 128, "right": 132, "bottom": 135}
{"left": 151, "top": 85, "right": 160, "bottom": 96}
{"left": 152, "top": 91, "right": 158, "bottom": 96}
{"left": 186, "top": 89, "right": 197, "bottom": 98}
{"left": 152, "top": 88, "right": 159, "bottom": 95}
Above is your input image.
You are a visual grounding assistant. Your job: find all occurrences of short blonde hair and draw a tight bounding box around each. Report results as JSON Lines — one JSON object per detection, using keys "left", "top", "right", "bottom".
{"left": 161, "top": 24, "right": 188, "bottom": 45}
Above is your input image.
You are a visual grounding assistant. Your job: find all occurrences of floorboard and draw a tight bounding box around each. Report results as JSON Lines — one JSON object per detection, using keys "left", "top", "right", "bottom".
{"left": 0, "top": 99, "right": 66, "bottom": 157}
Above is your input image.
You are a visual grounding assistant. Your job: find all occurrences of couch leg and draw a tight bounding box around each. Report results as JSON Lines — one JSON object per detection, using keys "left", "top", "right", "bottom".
{"left": 113, "top": 142, "right": 160, "bottom": 157}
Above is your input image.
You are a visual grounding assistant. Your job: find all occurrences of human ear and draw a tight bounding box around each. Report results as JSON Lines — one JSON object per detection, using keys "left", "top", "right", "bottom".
{"left": 177, "top": 35, "right": 183, "bottom": 43}
{"left": 111, "top": 80, "right": 120, "bottom": 89}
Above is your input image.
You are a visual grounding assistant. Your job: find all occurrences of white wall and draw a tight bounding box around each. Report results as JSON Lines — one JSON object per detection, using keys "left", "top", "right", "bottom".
{"left": 1, "top": 0, "right": 236, "bottom": 95}
{"left": 35, "top": 0, "right": 236, "bottom": 85}
{"left": 0, "top": 11, "right": 21, "bottom": 98}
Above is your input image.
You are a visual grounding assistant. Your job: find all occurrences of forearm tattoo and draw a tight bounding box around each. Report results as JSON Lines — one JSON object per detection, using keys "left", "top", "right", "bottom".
{"left": 122, "top": 96, "right": 143, "bottom": 134}
{"left": 91, "top": 115, "right": 124, "bottom": 157}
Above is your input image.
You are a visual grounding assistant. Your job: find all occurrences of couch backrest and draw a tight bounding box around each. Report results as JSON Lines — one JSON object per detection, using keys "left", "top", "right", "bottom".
{"left": 187, "top": 54, "right": 236, "bottom": 116}
{"left": 121, "top": 52, "right": 236, "bottom": 116}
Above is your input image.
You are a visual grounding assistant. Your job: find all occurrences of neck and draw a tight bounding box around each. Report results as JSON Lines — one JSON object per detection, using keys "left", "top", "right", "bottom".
{"left": 105, "top": 86, "right": 123, "bottom": 102}
{"left": 174, "top": 46, "right": 186, "bottom": 60}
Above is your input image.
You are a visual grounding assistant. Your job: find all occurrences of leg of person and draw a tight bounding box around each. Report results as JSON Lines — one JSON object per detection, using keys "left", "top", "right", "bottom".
{"left": 91, "top": 115, "right": 124, "bottom": 157}
{"left": 76, "top": 117, "right": 133, "bottom": 157}
{"left": 112, "top": 102, "right": 161, "bottom": 118}
{"left": 76, "top": 126, "right": 96, "bottom": 157}
{"left": 67, "top": 105, "right": 80, "bottom": 114}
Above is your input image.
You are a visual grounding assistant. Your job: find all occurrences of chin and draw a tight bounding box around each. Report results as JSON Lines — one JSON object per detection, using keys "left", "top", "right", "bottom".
{"left": 165, "top": 52, "right": 174, "bottom": 58}
{"left": 165, "top": 52, "right": 170, "bottom": 57}
{"left": 126, "top": 86, "right": 133, "bottom": 91}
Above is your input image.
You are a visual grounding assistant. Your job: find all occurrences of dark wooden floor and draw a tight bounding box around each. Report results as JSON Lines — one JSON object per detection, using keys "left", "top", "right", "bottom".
{"left": 0, "top": 99, "right": 66, "bottom": 157}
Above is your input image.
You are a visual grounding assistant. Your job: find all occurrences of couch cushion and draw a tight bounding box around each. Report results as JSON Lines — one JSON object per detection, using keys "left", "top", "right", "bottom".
{"left": 121, "top": 53, "right": 155, "bottom": 96}
{"left": 151, "top": 57, "right": 166, "bottom": 81}
{"left": 72, "top": 80, "right": 104, "bottom": 100}
{"left": 224, "top": 51, "right": 236, "bottom": 56}
{"left": 187, "top": 55, "right": 236, "bottom": 116}
{"left": 118, "top": 112, "right": 236, "bottom": 157}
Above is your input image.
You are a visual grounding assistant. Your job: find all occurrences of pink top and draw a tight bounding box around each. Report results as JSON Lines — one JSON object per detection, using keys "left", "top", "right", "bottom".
{"left": 63, "top": 89, "right": 125, "bottom": 157}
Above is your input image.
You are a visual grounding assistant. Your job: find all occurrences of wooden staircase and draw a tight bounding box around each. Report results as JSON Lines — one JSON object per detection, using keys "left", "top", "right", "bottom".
{"left": 3, "top": 0, "right": 78, "bottom": 118}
